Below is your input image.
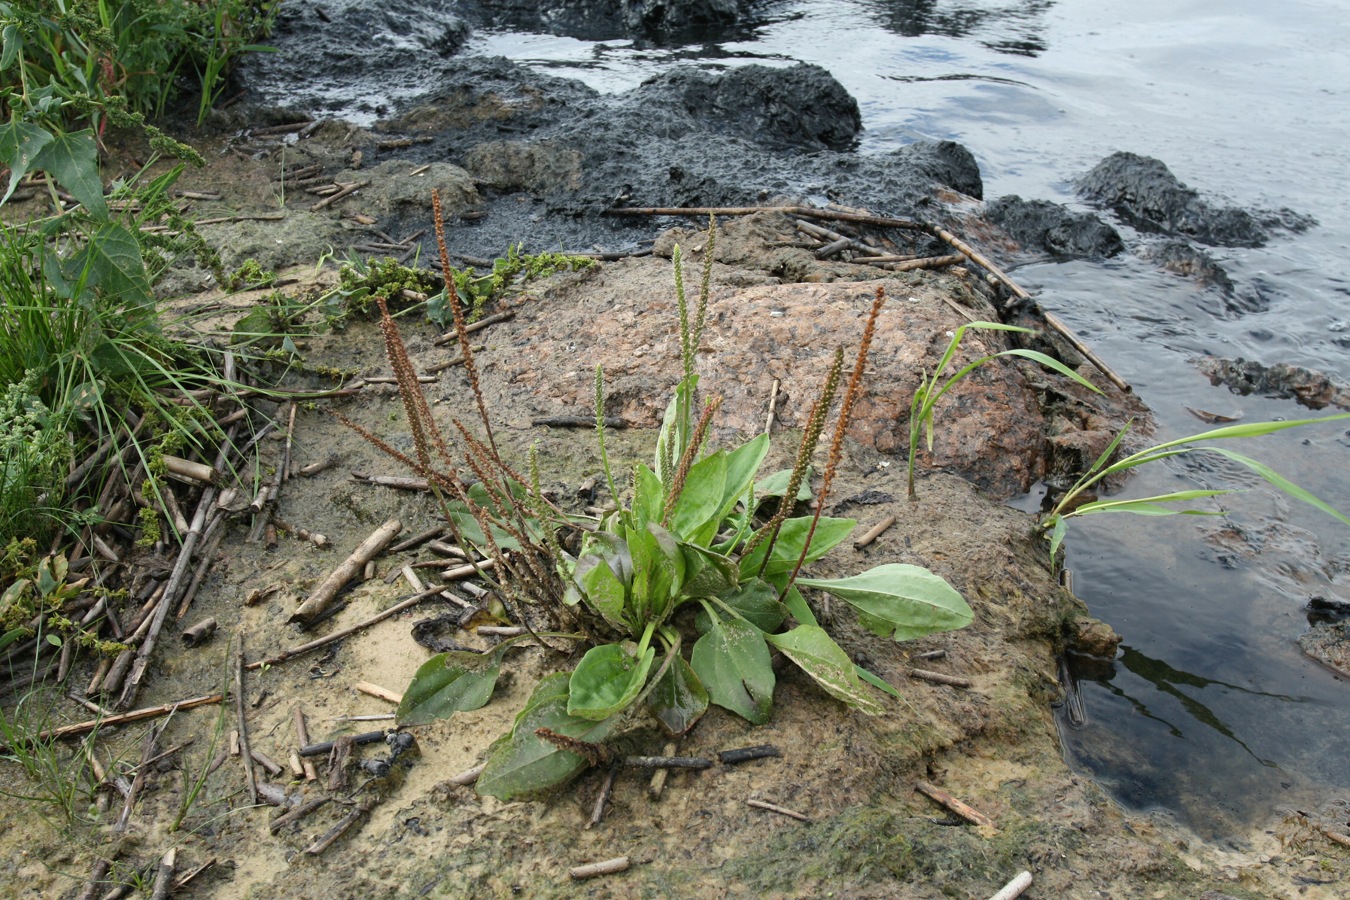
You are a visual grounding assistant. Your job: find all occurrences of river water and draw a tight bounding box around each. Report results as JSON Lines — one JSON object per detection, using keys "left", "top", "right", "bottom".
{"left": 249, "top": 0, "right": 1350, "bottom": 838}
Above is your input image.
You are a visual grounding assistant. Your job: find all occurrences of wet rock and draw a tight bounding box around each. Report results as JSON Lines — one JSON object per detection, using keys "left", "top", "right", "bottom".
{"left": 1195, "top": 356, "right": 1350, "bottom": 410}
{"left": 1071, "top": 618, "right": 1122, "bottom": 658}
{"left": 984, "top": 195, "right": 1122, "bottom": 258}
{"left": 461, "top": 0, "right": 760, "bottom": 40}
{"left": 629, "top": 64, "right": 862, "bottom": 151}
{"left": 376, "top": 58, "right": 983, "bottom": 257}
{"left": 1077, "top": 151, "right": 1313, "bottom": 248}
{"left": 1298, "top": 621, "right": 1350, "bottom": 676}
{"left": 1138, "top": 239, "right": 1234, "bottom": 293}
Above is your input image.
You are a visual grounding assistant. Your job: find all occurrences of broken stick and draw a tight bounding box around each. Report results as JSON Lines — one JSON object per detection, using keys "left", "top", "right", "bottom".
{"left": 289, "top": 517, "right": 402, "bottom": 625}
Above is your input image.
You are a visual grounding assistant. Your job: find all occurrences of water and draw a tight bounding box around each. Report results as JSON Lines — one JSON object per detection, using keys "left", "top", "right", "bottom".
{"left": 249, "top": 0, "right": 1350, "bottom": 836}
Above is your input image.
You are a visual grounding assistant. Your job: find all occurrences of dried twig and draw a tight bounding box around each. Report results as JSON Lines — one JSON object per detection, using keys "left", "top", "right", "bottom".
{"left": 915, "top": 781, "right": 995, "bottom": 829}
{"left": 569, "top": 856, "right": 630, "bottom": 880}
{"left": 987, "top": 871, "right": 1033, "bottom": 900}
{"left": 248, "top": 591, "right": 431, "bottom": 670}
{"left": 289, "top": 517, "right": 402, "bottom": 625}
{"left": 747, "top": 798, "right": 811, "bottom": 822}
{"left": 235, "top": 634, "right": 257, "bottom": 805}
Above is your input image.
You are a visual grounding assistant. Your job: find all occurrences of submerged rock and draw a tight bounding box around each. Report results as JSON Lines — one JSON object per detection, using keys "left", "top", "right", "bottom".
{"left": 1138, "top": 239, "right": 1234, "bottom": 293}
{"left": 1195, "top": 356, "right": 1350, "bottom": 410}
{"left": 1077, "top": 151, "right": 1313, "bottom": 248}
{"left": 984, "top": 195, "right": 1122, "bottom": 259}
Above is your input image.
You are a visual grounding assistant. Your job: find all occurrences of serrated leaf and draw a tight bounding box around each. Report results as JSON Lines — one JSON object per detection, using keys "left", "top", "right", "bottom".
{"left": 765, "top": 626, "right": 886, "bottom": 716}
{"left": 476, "top": 675, "right": 618, "bottom": 800}
{"left": 797, "top": 563, "right": 973, "bottom": 641}
{"left": 31, "top": 129, "right": 106, "bottom": 219}
{"left": 0, "top": 117, "right": 53, "bottom": 206}
{"left": 66, "top": 223, "right": 151, "bottom": 308}
{"left": 396, "top": 649, "right": 502, "bottom": 726}
{"left": 690, "top": 609, "right": 774, "bottom": 724}
{"left": 567, "top": 642, "right": 655, "bottom": 720}
{"left": 647, "top": 653, "right": 709, "bottom": 737}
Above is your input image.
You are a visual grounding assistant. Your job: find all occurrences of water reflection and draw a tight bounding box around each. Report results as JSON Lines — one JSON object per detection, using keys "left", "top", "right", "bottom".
{"left": 857, "top": 0, "right": 1053, "bottom": 55}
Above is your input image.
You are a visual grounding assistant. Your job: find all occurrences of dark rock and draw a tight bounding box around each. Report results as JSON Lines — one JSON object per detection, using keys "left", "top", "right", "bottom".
{"left": 462, "top": 0, "right": 759, "bottom": 40}
{"left": 375, "top": 58, "right": 984, "bottom": 257}
{"left": 629, "top": 64, "right": 862, "bottom": 151}
{"left": 1077, "top": 151, "right": 1313, "bottom": 248}
{"left": 1194, "top": 356, "right": 1350, "bottom": 410}
{"left": 985, "top": 195, "right": 1122, "bottom": 258}
{"left": 1138, "top": 239, "right": 1233, "bottom": 293}
{"left": 1299, "top": 621, "right": 1350, "bottom": 676}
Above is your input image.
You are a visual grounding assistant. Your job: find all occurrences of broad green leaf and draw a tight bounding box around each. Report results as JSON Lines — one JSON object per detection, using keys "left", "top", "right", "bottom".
{"left": 713, "top": 433, "right": 771, "bottom": 523}
{"left": 0, "top": 118, "right": 53, "bottom": 206}
{"left": 477, "top": 675, "right": 617, "bottom": 800}
{"left": 66, "top": 223, "right": 151, "bottom": 307}
{"left": 632, "top": 463, "right": 664, "bottom": 527}
{"left": 678, "top": 540, "right": 739, "bottom": 598}
{"left": 647, "top": 654, "right": 709, "bottom": 737}
{"left": 568, "top": 643, "right": 655, "bottom": 720}
{"left": 690, "top": 608, "right": 775, "bottom": 724}
{"left": 626, "top": 522, "right": 683, "bottom": 624}
{"left": 669, "top": 449, "right": 726, "bottom": 542}
{"left": 765, "top": 626, "right": 886, "bottom": 715}
{"left": 578, "top": 555, "right": 629, "bottom": 631}
{"left": 0, "top": 24, "right": 21, "bottom": 72}
{"left": 712, "top": 579, "right": 787, "bottom": 633}
{"left": 797, "top": 563, "right": 973, "bottom": 641}
{"left": 655, "top": 375, "right": 698, "bottom": 481}
{"left": 738, "top": 516, "right": 856, "bottom": 578}
{"left": 31, "top": 129, "right": 107, "bottom": 219}
{"left": 396, "top": 649, "right": 502, "bottom": 726}
{"left": 755, "top": 467, "right": 813, "bottom": 503}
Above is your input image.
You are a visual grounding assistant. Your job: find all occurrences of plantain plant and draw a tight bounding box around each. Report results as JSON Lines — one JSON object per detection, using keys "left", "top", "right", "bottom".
{"left": 363, "top": 203, "right": 976, "bottom": 801}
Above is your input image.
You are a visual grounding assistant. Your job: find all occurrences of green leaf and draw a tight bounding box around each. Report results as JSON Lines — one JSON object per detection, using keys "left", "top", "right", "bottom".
{"left": 568, "top": 643, "right": 656, "bottom": 720}
{"left": 655, "top": 375, "right": 698, "bottom": 482}
{"left": 755, "top": 467, "right": 813, "bottom": 503}
{"left": 646, "top": 654, "right": 709, "bottom": 737}
{"left": 0, "top": 117, "right": 53, "bottom": 206}
{"left": 714, "top": 433, "right": 771, "bottom": 522}
{"left": 1070, "top": 489, "right": 1231, "bottom": 517}
{"left": 690, "top": 607, "right": 775, "bottom": 724}
{"left": 577, "top": 554, "right": 629, "bottom": 631}
{"left": 0, "top": 24, "right": 21, "bottom": 72}
{"left": 66, "top": 223, "right": 151, "bottom": 307}
{"left": 797, "top": 564, "right": 973, "bottom": 641}
{"left": 678, "top": 540, "right": 740, "bottom": 598}
{"left": 31, "top": 129, "right": 107, "bottom": 219}
{"left": 1204, "top": 447, "right": 1350, "bottom": 529}
{"left": 781, "top": 584, "right": 818, "bottom": 627}
{"left": 1000, "top": 349, "right": 1103, "bottom": 394}
{"left": 669, "top": 449, "right": 726, "bottom": 542}
{"left": 476, "top": 675, "right": 618, "bottom": 800}
{"left": 626, "top": 522, "right": 684, "bottom": 625}
{"left": 1047, "top": 514, "right": 1068, "bottom": 561}
{"left": 738, "top": 516, "right": 856, "bottom": 578}
{"left": 632, "top": 463, "right": 664, "bottom": 528}
{"left": 765, "top": 626, "right": 886, "bottom": 715}
{"left": 396, "top": 649, "right": 502, "bottom": 726}
{"left": 855, "top": 664, "right": 904, "bottom": 700}
{"left": 714, "top": 579, "right": 787, "bottom": 633}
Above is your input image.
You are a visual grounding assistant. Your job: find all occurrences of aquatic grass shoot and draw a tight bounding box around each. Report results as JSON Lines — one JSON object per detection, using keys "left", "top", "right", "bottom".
{"left": 1040, "top": 414, "right": 1350, "bottom": 560}
{"left": 906, "top": 321, "right": 1102, "bottom": 500}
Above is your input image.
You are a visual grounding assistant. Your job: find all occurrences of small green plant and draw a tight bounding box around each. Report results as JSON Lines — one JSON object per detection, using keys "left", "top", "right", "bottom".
{"left": 906, "top": 321, "right": 1102, "bottom": 500}
{"left": 350, "top": 202, "right": 975, "bottom": 802}
{"left": 429, "top": 244, "right": 598, "bottom": 325}
{"left": 1039, "top": 415, "right": 1350, "bottom": 560}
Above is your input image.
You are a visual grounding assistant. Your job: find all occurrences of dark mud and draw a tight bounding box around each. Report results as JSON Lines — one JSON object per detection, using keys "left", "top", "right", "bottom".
{"left": 457, "top": 0, "right": 772, "bottom": 41}
{"left": 983, "top": 195, "right": 1123, "bottom": 259}
{"left": 1195, "top": 355, "right": 1350, "bottom": 410}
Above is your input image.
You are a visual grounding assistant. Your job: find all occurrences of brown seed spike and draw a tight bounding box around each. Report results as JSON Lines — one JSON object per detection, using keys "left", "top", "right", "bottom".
{"left": 535, "top": 728, "right": 611, "bottom": 768}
